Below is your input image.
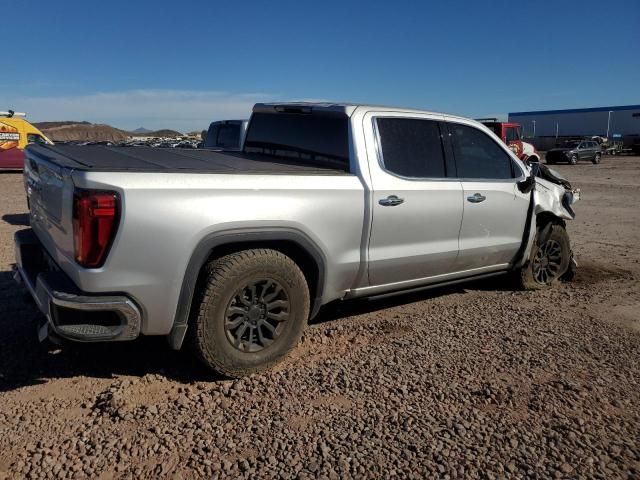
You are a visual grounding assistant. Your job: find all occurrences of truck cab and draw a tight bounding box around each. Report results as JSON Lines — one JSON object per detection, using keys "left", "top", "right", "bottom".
{"left": 480, "top": 120, "right": 540, "bottom": 164}
{"left": 0, "top": 110, "right": 53, "bottom": 170}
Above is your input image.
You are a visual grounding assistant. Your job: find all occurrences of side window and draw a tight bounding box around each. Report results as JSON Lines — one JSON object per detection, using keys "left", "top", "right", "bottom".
{"left": 27, "top": 134, "right": 47, "bottom": 144}
{"left": 376, "top": 118, "right": 446, "bottom": 178}
{"left": 449, "top": 123, "right": 515, "bottom": 179}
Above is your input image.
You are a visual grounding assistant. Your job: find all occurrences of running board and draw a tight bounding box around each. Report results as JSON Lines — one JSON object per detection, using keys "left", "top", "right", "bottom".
{"left": 357, "top": 271, "right": 508, "bottom": 302}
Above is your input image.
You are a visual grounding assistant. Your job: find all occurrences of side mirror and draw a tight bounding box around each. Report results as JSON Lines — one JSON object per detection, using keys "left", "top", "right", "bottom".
{"left": 517, "top": 169, "right": 536, "bottom": 194}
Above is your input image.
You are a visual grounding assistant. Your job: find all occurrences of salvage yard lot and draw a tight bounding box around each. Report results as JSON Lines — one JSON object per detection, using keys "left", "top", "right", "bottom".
{"left": 1, "top": 158, "right": 639, "bottom": 479}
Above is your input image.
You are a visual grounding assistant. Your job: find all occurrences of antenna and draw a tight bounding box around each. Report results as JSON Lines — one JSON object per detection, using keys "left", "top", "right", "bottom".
{"left": 1, "top": 110, "right": 27, "bottom": 118}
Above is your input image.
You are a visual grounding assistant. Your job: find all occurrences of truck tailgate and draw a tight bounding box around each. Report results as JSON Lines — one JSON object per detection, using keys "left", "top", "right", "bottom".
{"left": 24, "top": 150, "right": 77, "bottom": 270}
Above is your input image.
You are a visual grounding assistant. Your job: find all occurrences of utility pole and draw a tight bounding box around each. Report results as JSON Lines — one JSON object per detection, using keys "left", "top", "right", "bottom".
{"left": 555, "top": 121, "right": 559, "bottom": 139}
{"left": 606, "top": 110, "right": 613, "bottom": 139}
{"left": 532, "top": 120, "right": 536, "bottom": 138}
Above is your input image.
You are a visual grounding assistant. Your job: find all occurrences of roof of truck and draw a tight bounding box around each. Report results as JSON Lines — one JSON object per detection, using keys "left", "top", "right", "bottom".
{"left": 252, "top": 102, "right": 470, "bottom": 122}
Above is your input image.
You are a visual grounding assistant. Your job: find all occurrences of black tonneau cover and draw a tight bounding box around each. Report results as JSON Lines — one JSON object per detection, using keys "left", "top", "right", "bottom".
{"left": 26, "top": 144, "right": 350, "bottom": 175}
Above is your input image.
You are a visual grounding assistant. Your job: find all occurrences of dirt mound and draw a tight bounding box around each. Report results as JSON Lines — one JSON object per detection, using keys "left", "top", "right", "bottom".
{"left": 39, "top": 123, "right": 129, "bottom": 142}
{"left": 130, "top": 129, "right": 183, "bottom": 138}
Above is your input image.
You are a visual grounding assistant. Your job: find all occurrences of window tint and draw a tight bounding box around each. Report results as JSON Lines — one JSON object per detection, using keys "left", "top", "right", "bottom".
{"left": 216, "top": 124, "right": 241, "bottom": 148}
{"left": 376, "top": 118, "right": 446, "bottom": 178}
{"left": 244, "top": 112, "right": 349, "bottom": 168}
{"left": 204, "top": 124, "right": 219, "bottom": 148}
{"left": 449, "top": 123, "right": 515, "bottom": 179}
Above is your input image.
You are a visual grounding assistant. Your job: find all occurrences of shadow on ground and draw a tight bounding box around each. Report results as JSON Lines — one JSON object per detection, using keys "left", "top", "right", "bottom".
{"left": 2, "top": 213, "right": 29, "bottom": 226}
{"left": 0, "top": 269, "right": 520, "bottom": 393}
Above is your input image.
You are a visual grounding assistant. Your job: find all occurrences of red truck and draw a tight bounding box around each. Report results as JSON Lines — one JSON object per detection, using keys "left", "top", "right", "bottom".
{"left": 479, "top": 119, "right": 540, "bottom": 164}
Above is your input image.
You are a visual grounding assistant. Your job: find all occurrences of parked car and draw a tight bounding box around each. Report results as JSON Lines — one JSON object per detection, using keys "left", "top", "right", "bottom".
{"left": 203, "top": 120, "right": 248, "bottom": 150}
{"left": 0, "top": 110, "right": 53, "bottom": 170}
{"left": 15, "top": 103, "right": 579, "bottom": 377}
{"left": 546, "top": 140, "right": 602, "bottom": 165}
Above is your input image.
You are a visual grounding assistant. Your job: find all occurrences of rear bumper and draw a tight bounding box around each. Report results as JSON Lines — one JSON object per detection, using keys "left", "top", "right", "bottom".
{"left": 14, "top": 229, "right": 141, "bottom": 342}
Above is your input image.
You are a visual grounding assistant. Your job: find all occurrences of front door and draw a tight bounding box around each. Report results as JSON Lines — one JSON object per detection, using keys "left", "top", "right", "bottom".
{"left": 366, "top": 114, "right": 463, "bottom": 286}
{"left": 445, "top": 121, "right": 530, "bottom": 271}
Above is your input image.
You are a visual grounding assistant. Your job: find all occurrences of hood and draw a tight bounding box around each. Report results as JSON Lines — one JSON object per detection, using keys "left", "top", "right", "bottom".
{"left": 532, "top": 163, "right": 572, "bottom": 190}
{"left": 548, "top": 147, "right": 572, "bottom": 152}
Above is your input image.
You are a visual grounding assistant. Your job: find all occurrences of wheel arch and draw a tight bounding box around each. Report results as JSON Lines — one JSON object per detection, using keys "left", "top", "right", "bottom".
{"left": 168, "top": 227, "right": 327, "bottom": 350}
{"left": 536, "top": 211, "right": 566, "bottom": 230}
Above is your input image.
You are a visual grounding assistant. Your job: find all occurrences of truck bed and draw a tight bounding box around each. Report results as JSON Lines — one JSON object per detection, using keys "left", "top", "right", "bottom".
{"left": 26, "top": 144, "right": 350, "bottom": 175}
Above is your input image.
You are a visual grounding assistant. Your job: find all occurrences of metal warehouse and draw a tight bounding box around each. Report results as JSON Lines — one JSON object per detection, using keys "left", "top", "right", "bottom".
{"left": 508, "top": 105, "right": 640, "bottom": 151}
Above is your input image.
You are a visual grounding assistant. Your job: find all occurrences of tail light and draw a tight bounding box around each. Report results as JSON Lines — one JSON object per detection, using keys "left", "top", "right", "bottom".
{"left": 73, "top": 190, "right": 120, "bottom": 268}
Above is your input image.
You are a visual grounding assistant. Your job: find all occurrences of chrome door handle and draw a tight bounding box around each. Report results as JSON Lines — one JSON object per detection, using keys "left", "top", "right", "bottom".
{"left": 379, "top": 195, "right": 405, "bottom": 206}
{"left": 466, "top": 193, "right": 486, "bottom": 203}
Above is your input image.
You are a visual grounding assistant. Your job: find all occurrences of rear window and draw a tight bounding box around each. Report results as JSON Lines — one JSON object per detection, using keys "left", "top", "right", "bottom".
{"left": 244, "top": 112, "right": 349, "bottom": 168}
{"left": 205, "top": 122, "right": 241, "bottom": 149}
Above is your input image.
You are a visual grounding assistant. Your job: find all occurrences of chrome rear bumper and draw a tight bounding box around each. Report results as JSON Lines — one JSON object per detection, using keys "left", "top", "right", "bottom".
{"left": 14, "top": 229, "right": 141, "bottom": 342}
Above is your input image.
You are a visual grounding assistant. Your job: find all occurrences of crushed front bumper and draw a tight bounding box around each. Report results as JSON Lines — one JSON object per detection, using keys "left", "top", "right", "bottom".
{"left": 13, "top": 229, "right": 141, "bottom": 342}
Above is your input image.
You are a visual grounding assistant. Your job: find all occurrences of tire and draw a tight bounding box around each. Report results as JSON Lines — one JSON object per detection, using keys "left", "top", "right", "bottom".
{"left": 517, "top": 224, "right": 571, "bottom": 290}
{"left": 592, "top": 153, "right": 601, "bottom": 164}
{"left": 569, "top": 154, "right": 578, "bottom": 165}
{"left": 188, "top": 249, "right": 310, "bottom": 377}
{"left": 546, "top": 158, "right": 555, "bottom": 165}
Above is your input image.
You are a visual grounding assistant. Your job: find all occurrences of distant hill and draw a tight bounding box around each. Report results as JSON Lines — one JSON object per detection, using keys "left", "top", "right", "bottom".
{"left": 35, "top": 122, "right": 129, "bottom": 142}
{"left": 130, "top": 127, "right": 152, "bottom": 134}
{"left": 130, "top": 129, "right": 183, "bottom": 138}
{"left": 34, "top": 121, "right": 92, "bottom": 129}
{"left": 33, "top": 121, "right": 184, "bottom": 142}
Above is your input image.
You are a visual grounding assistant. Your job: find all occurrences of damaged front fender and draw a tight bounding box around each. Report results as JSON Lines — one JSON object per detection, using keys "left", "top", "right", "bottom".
{"left": 513, "top": 166, "right": 580, "bottom": 269}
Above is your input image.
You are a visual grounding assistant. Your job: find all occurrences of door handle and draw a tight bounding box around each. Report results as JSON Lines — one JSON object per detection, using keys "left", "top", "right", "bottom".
{"left": 466, "top": 193, "right": 486, "bottom": 203}
{"left": 379, "top": 195, "right": 405, "bottom": 206}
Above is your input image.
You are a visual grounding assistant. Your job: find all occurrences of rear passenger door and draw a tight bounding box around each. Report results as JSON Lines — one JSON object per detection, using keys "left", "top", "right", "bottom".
{"left": 578, "top": 142, "right": 589, "bottom": 161}
{"left": 446, "top": 121, "right": 530, "bottom": 271}
{"left": 366, "top": 114, "right": 463, "bottom": 285}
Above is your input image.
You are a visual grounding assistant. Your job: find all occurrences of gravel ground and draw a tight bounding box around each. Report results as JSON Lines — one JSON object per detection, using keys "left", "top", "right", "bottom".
{"left": 1, "top": 157, "right": 639, "bottom": 479}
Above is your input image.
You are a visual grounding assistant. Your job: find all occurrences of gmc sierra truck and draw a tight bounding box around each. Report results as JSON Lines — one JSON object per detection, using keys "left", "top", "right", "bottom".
{"left": 15, "top": 103, "right": 579, "bottom": 377}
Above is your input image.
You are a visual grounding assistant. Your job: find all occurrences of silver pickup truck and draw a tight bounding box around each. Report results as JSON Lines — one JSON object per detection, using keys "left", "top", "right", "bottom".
{"left": 15, "top": 102, "right": 579, "bottom": 377}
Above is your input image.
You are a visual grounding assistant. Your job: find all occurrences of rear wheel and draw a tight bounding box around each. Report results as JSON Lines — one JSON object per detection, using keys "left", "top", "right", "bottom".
{"left": 517, "top": 224, "right": 571, "bottom": 290}
{"left": 188, "top": 249, "right": 310, "bottom": 377}
{"left": 592, "top": 153, "right": 601, "bottom": 164}
{"left": 569, "top": 154, "right": 578, "bottom": 165}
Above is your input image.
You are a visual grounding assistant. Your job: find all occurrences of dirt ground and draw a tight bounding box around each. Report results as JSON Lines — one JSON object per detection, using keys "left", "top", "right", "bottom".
{"left": 1, "top": 157, "right": 639, "bottom": 479}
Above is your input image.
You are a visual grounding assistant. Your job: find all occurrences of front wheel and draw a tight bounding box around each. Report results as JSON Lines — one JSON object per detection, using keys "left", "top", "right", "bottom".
{"left": 592, "top": 153, "right": 601, "bottom": 164}
{"left": 517, "top": 224, "right": 571, "bottom": 290}
{"left": 188, "top": 249, "right": 310, "bottom": 377}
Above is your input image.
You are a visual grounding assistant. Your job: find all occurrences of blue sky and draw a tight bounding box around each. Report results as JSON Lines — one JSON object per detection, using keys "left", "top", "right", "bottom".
{"left": 4, "top": 0, "right": 639, "bottom": 131}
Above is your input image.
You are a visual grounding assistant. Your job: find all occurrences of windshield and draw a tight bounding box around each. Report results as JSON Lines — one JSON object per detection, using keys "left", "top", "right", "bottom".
{"left": 243, "top": 112, "right": 349, "bottom": 168}
{"left": 506, "top": 127, "right": 520, "bottom": 142}
{"left": 563, "top": 141, "right": 580, "bottom": 149}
